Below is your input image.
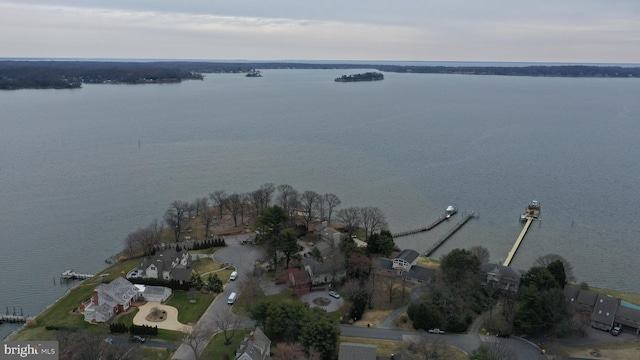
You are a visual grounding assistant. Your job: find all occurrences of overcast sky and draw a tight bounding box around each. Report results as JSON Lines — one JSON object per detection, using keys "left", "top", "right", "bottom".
{"left": 1, "top": 0, "right": 639, "bottom": 63}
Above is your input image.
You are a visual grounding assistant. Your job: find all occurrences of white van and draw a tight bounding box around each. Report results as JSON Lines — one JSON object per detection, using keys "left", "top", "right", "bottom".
{"left": 229, "top": 271, "right": 238, "bottom": 281}
{"left": 227, "top": 292, "right": 237, "bottom": 305}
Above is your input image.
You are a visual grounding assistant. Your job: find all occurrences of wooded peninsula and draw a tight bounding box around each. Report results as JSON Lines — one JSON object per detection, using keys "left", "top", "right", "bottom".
{"left": 1, "top": 60, "right": 639, "bottom": 90}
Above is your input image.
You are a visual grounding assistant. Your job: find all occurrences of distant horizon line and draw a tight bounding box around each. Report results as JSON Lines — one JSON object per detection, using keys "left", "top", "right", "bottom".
{"left": 1, "top": 57, "right": 639, "bottom": 67}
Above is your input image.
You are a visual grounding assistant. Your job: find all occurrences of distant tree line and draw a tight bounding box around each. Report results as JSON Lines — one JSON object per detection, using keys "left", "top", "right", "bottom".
{"left": 335, "top": 71, "right": 384, "bottom": 82}
{"left": 3, "top": 60, "right": 639, "bottom": 89}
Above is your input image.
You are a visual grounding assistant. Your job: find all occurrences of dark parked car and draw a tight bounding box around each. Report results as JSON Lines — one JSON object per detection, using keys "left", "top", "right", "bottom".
{"left": 129, "top": 335, "right": 145, "bottom": 343}
{"left": 496, "top": 332, "right": 510, "bottom": 338}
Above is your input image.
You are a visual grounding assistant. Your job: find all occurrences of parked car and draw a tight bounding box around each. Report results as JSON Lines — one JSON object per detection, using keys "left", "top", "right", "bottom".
{"left": 611, "top": 326, "right": 621, "bottom": 336}
{"left": 428, "top": 328, "right": 445, "bottom": 334}
{"left": 129, "top": 335, "right": 145, "bottom": 343}
{"left": 496, "top": 332, "right": 510, "bottom": 338}
{"left": 329, "top": 291, "right": 340, "bottom": 299}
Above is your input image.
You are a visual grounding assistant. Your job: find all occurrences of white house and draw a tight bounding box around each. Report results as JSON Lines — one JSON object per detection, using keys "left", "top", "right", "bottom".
{"left": 235, "top": 327, "right": 271, "bottom": 360}
{"left": 84, "top": 276, "right": 138, "bottom": 323}
{"left": 136, "top": 247, "right": 193, "bottom": 282}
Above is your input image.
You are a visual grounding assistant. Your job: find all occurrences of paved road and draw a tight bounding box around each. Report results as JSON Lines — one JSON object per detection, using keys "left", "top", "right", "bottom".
{"left": 340, "top": 326, "right": 547, "bottom": 360}
{"left": 171, "top": 233, "right": 261, "bottom": 360}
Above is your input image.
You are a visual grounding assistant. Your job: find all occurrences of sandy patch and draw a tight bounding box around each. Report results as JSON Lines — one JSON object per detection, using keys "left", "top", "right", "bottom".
{"left": 133, "top": 302, "right": 192, "bottom": 332}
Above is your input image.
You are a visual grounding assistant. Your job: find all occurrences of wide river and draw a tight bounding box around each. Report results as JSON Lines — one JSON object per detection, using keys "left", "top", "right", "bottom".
{"left": 1, "top": 68, "right": 639, "bottom": 338}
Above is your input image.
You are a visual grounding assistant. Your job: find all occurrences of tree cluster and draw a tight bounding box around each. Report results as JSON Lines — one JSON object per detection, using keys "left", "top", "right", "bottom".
{"left": 251, "top": 299, "right": 339, "bottom": 359}
{"left": 109, "top": 322, "right": 158, "bottom": 336}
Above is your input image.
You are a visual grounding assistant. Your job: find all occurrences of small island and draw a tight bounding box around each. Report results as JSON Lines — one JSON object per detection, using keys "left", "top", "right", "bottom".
{"left": 334, "top": 71, "right": 384, "bottom": 82}
{"left": 245, "top": 70, "right": 262, "bottom": 77}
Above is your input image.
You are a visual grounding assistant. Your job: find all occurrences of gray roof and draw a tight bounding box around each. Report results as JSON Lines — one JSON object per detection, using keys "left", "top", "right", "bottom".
{"left": 395, "top": 249, "right": 419, "bottom": 264}
{"left": 407, "top": 265, "right": 435, "bottom": 283}
{"left": 563, "top": 286, "right": 580, "bottom": 303}
{"left": 376, "top": 258, "right": 393, "bottom": 270}
{"left": 237, "top": 327, "right": 271, "bottom": 360}
{"left": 615, "top": 305, "right": 640, "bottom": 329}
{"left": 480, "top": 263, "right": 524, "bottom": 280}
{"left": 590, "top": 294, "right": 619, "bottom": 326}
{"left": 170, "top": 268, "right": 193, "bottom": 282}
{"left": 576, "top": 289, "right": 598, "bottom": 308}
{"left": 338, "top": 342, "right": 377, "bottom": 360}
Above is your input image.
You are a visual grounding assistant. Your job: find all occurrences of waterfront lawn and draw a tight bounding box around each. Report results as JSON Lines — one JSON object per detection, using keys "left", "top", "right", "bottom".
{"left": 584, "top": 285, "right": 640, "bottom": 306}
{"left": 201, "top": 329, "right": 249, "bottom": 359}
{"left": 166, "top": 291, "right": 215, "bottom": 324}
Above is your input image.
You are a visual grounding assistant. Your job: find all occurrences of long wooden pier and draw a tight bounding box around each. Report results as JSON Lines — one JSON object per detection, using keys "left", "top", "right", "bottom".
{"left": 423, "top": 212, "right": 476, "bottom": 257}
{"left": 503, "top": 218, "right": 533, "bottom": 266}
{"left": 61, "top": 269, "right": 94, "bottom": 280}
{"left": 393, "top": 209, "right": 457, "bottom": 238}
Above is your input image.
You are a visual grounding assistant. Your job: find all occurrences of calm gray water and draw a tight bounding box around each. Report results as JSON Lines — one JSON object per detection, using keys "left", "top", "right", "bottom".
{"left": 1, "top": 69, "right": 639, "bottom": 338}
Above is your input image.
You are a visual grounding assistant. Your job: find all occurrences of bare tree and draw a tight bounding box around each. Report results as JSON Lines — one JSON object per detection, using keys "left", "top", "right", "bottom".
{"left": 124, "top": 218, "right": 164, "bottom": 256}
{"left": 62, "top": 331, "right": 140, "bottom": 360}
{"left": 193, "top": 197, "right": 208, "bottom": 217}
{"left": 250, "top": 188, "right": 264, "bottom": 215}
{"left": 272, "top": 342, "right": 321, "bottom": 360}
{"left": 534, "top": 254, "right": 575, "bottom": 283}
{"left": 201, "top": 206, "right": 216, "bottom": 237}
{"left": 323, "top": 193, "right": 341, "bottom": 225}
{"left": 469, "top": 245, "right": 491, "bottom": 264}
{"left": 469, "top": 342, "right": 516, "bottom": 360}
{"left": 182, "top": 323, "right": 214, "bottom": 360}
{"left": 409, "top": 330, "right": 450, "bottom": 360}
{"left": 315, "top": 195, "right": 327, "bottom": 221}
{"left": 241, "top": 192, "right": 252, "bottom": 224}
{"left": 300, "top": 190, "right": 320, "bottom": 229}
{"left": 224, "top": 193, "right": 243, "bottom": 227}
{"left": 260, "top": 182, "right": 276, "bottom": 209}
{"left": 276, "top": 184, "right": 296, "bottom": 215}
{"left": 336, "top": 207, "right": 361, "bottom": 236}
{"left": 381, "top": 272, "right": 398, "bottom": 304}
{"left": 209, "top": 190, "right": 228, "bottom": 220}
{"left": 360, "top": 206, "right": 387, "bottom": 241}
{"left": 241, "top": 267, "right": 263, "bottom": 312}
{"left": 213, "top": 310, "right": 243, "bottom": 345}
{"left": 164, "top": 200, "right": 188, "bottom": 242}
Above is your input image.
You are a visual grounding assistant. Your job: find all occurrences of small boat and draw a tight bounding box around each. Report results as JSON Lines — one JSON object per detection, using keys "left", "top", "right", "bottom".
{"left": 520, "top": 200, "right": 541, "bottom": 222}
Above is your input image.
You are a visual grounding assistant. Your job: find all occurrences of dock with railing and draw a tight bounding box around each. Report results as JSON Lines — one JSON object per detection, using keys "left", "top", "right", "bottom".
{"left": 423, "top": 212, "right": 476, "bottom": 257}
{"left": 393, "top": 207, "right": 458, "bottom": 238}
{"left": 61, "top": 269, "right": 94, "bottom": 280}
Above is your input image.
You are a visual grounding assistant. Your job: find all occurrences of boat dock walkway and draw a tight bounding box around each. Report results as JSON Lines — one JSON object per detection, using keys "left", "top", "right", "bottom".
{"left": 423, "top": 212, "right": 476, "bottom": 257}
{"left": 393, "top": 209, "right": 458, "bottom": 238}
{"left": 0, "top": 314, "right": 27, "bottom": 323}
{"left": 503, "top": 218, "right": 533, "bottom": 266}
{"left": 61, "top": 269, "right": 94, "bottom": 280}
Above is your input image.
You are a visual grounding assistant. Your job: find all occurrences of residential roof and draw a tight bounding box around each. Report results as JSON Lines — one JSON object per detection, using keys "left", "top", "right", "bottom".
{"left": 170, "top": 268, "right": 193, "bottom": 282}
{"left": 480, "top": 263, "right": 524, "bottom": 279}
{"left": 576, "top": 289, "right": 598, "bottom": 308}
{"left": 395, "top": 249, "right": 419, "bottom": 263}
{"left": 376, "top": 258, "right": 393, "bottom": 270}
{"left": 237, "top": 327, "right": 271, "bottom": 360}
{"left": 590, "top": 294, "right": 620, "bottom": 326}
{"left": 338, "top": 342, "right": 377, "bottom": 360}
{"left": 614, "top": 305, "right": 640, "bottom": 329}
{"left": 406, "top": 265, "right": 435, "bottom": 283}
{"left": 563, "top": 286, "right": 581, "bottom": 304}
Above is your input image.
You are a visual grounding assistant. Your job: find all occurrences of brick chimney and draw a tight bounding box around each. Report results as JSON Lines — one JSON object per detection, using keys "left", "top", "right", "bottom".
{"left": 93, "top": 290, "right": 99, "bottom": 305}
{"left": 121, "top": 271, "right": 126, "bottom": 279}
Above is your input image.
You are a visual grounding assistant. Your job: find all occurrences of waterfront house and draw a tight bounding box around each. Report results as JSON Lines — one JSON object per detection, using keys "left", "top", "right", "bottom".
{"left": 575, "top": 289, "right": 599, "bottom": 313}
{"left": 313, "top": 222, "right": 344, "bottom": 246}
{"left": 136, "top": 247, "right": 193, "bottom": 282}
{"left": 303, "top": 258, "right": 347, "bottom": 286}
{"left": 614, "top": 304, "right": 640, "bottom": 334}
{"left": 84, "top": 276, "right": 138, "bottom": 323}
{"left": 590, "top": 294, "right": 620, "bottom": 331}
{"left": 480, "top": 263, "right": 524, "bottom": 293}
{"left": 338, "top": 342, "right": 377, "bottom": 360}
{"left": 134, "top": 284, "right": 172, "bottom": 303}
{"left": 406, "top": 265, "right": 436, "bottom": 285}
{"left": 235, "top": 327, "right": 271, "bottom": 360}
{"left": 392, "top": 249, "right": 420, "bottom": 272}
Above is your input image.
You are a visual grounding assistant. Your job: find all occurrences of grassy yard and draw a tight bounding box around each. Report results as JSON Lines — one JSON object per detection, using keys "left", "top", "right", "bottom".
{"left": 581, "top": 285, "right": 640, "bottom": 305}
{"left": 201, "top": 329, "right": 250, "bottom": 360}
{"left": 140, "top": 347, "right": 175, "bottom": 360}
{"left": 340, "top": 337, "right": 467, "bottom": 360}
{"left": 165, "top": 291, "right": 215, "bottom": 324}
{"left": 563, "top": 339, "right": 640, "bottom": 360}
{"left": 191, "top": 257, "right": 224, "bottom": 274}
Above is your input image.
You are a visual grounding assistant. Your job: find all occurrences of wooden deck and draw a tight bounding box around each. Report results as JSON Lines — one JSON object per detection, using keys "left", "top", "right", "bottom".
{"left": 503, "top": 218, "right": 533, "bottom": 266}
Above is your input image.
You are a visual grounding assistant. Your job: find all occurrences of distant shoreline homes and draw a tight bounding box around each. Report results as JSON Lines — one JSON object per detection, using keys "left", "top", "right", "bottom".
{"left": 2, "top": 61, "right": 639, "bottom": 89}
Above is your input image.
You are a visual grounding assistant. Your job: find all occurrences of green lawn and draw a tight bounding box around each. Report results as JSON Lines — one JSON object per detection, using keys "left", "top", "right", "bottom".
{"left": 166, "top": 291, "right": 215, "bottom": 324}
{"left": 201, "top": 330, "right": 250, "bottom": 360}
{"left": 192, "top": 257, "right": 224, "bottom": 274}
